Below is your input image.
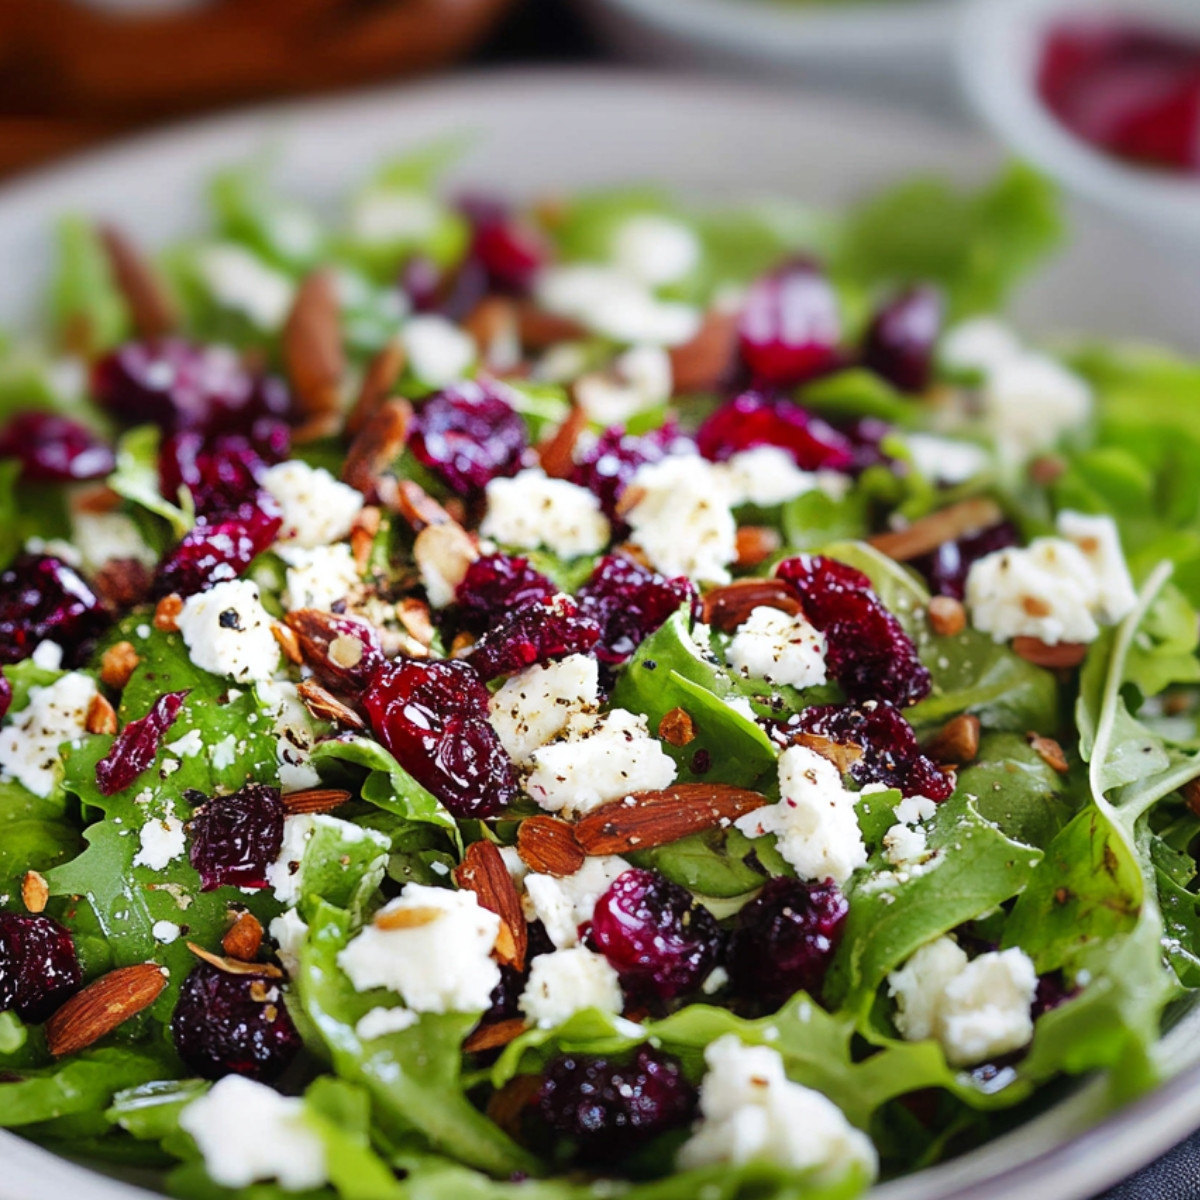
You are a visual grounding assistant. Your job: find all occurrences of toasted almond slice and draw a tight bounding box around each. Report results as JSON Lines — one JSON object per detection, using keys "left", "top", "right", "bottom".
{"left": 395, "top": 480, "right": 455, "bottom": 532}
{"left": 46, "top": 963, "right": 167, "bottom": 1057}
{"left": 701, "top": 578, "right": 803, "bottom": 633}
{"left": 464, "top": 297, "right": 520, "bottom": 371}
{"left": 271, "top": 621, "right": 303, "bottom": 665}
{"left": 374, "top": 906, "right": 445, "bottom": 931}
{"left": 342, "top": 398, "right": 413, "bottom": 507}
{"left": 537, "top": 402, "right": 588, "bottom": 480}
{"left": 668, "top": 308, "right": 738, "bottom": 395}
{"left": 928, "top": 596, "right": 967, "bottom": 637}
{"left": 98, "top": 223, "right": 178, "bottom": 340}
{"left": 350, "top": 506, "right": 383, "bottom": 573}
{"left": 294, "top": 677, "right": 366, "bottom": 731}
{"left": 658, "top": 707, "right": 697, "bottom": 748}
{"left": 347, "top": 338, "right": 406, "bottom": 437}
{"left": 86, "top": 694, "right": 118, "bottom": 736}
{"left": 515, "top": 302, "right": 586, "bottom": 350}
{"left": 517, "top": 816, "right": 587, "bottom": 878}
{"left": 787, "top": 733, "right": 864, "bottom": 774}
{"left": 1012, "top": 637, "right": 1089, "bottom": 669}
{"left": 868, "top": 498, "right": 1005, "bottom": 563}
{"left": 573, "top": 784, "right": 770, "bottom": 857}
{"left": 21, "top": 870, "right": 49, "bottom": 914}
{"left": 454, "top": 840, "right": 528, "bottom": 971}
{"left": 464, "top": 1018, "right": 527, "bottom": 1055}
{"left": 283, "top": 269, "right": 344, "bottom": 423}
{"left": 187, "top": 941, "right": 283, "bottom": 977}
{"left": 734, "top": 526, "right": 782, "bottom": 570}
{"left": 282, "top": 788, "right": 352, "bottom": 815}
{"left": 99, "top": 640, "right": 141, "bottom": 690}
{"left": 222, "top": 912, "right": 264, "bottom": 963}
{"left": 924, "top": 714, "right": 981, "bottom": 767}
{"left": 1027, "top": 732, "right": 1070, "bottom": 774}
{"left": 397, "top": 598, "right": 435, "bottom": 648}
{"left": 413, "top": 522, "right": 479, "bottom": 599}
{"left": 291, "top": 411, "right": 344, "bottom": 446}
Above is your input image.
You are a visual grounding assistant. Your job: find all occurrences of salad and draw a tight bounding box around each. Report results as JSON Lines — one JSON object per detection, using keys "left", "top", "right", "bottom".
{"left": 0, "top": 148, "right": 1198, "bottom": 1200}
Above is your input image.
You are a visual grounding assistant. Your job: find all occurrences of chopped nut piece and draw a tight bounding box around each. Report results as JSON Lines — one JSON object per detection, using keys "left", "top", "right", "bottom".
{"left": 1012, "top": 637, "right": 1089, "bottom": 668}
{"left": 517, "top": 815, "right": 587, "bottom": 878}
{"left": 153, "top": 593, "right": 184, "bottom": 632}
{"left": 1029, "top": 455, "right": 1066, "bottom": 486}
{"left": 342, "top": 398, "right": 413, "bottom": 508}
{"left": 296, "top": 679, "right": 367, "bottom": 730}
{"left": 538, "top": 402, "right": 588, "bottom": 480}
{"left": 1027, "top": 732, "right": 1070, "bottom": 774}
{"left": 21, "top": 870, "right": 49, "bottom": 914}
{"left": 374, "top": 906, "right": 444, "bottom": 931}
{"left": 734, "top": 526, "right": 782, "bottom": 570}
{"left": 454, "top": 840, "right": 528, "bottom": 970}
{"left": 271, "top": 621, "right": 303, "bottom": 665}
{"left": 668, "top": 309, "right": 738, "bottom": 394}
{"left": 397, "top": 598, "right": 435, "bottom": 647}
{"left": 925, "top": 714, "right": 981, "bottom": 766}
{"left": 464, "top": 296, "right": 520, "bottom": 371}
{"left": 347, "top": 339, "right": 406, "bottom": 437}
{"left": 787, "top": 733, "right": 863, "bottom": 774}
{"left": 86, "top": 694, "right": 118, "bottom": 736}
{"left": 869, "top": 498, "right": 1005, "bottom": 563}
{"left": 99, "top": 640, "right": 141, "bottom": 689}
{"left": 45, "top": 963, "right": 167, "bottom": 1058}
{"left": 464, "top": 1018, "right": 527, "bottom": 1054}
{"left": 413, "top": 522, "right": 479, "bottom": 602}
{"left": 222, "top": 912, "right": 264, "bottom": 962}
{"left": 350, "top": 506, "right": 383, "bottom": 573}
{"left": 281, "top": 788, "right": 353, "bottom": 815}
{"left": 187, "top": 941, "right": 283, "bottom": 977}
{"left": 93, "top": 559, "right": 154, "bottom": 613}
{"left": 395, "top": 480, "right": 454, "bottom": 532}
{"left": 98, "top": 223, "right": 178, "bottom": 340}
{"left": 928, "top": 595, "right": 967, "bottom": 637}
{"left": 283, "top": 269, "right": 345, "bottom": 424}
{"left": 658, "top": 707, "right": 697, "bottom": 747}
{"left": 328, "top": 635, "right": 365, "bottom": 671}
{"left": 515, "top": 301, "right": 586, "bottom": 349}
{"left": 701, "top": 578, "right": 803, "bottom": 633}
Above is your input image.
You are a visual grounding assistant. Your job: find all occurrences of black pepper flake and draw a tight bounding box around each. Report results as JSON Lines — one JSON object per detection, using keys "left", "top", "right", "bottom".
{"left": 219, "top": 609, "right": 243, "bottom": 630}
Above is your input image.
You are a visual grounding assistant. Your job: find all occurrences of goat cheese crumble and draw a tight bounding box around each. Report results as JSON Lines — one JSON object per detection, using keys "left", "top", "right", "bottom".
{"left": 178, "top": 579, "right": 281, "bottom": 683}
{"left": 482, "top": 470, "right": 611, "bottom": 559}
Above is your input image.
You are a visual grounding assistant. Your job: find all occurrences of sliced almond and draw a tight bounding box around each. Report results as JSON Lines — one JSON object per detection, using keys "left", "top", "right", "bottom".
{"left": 46, "top": 963, "right": 167, "bottom": 1057}
{"left": 1027, "top": 732, "right": 1070, "bottom": 774}
{"left": 222, "top": 912, "right": 264, "bottom": 963}
{"left": 734, "top": 526, "right": 782, "bottom": 570}
{"left": 515, "top": 301, "right": 586, "bottom": 350}
{"left": 397, "top": 598, "right": 435, "bottom": 648}
{"left": 350, "top": 506, "right": 383, "bottom": 573}
{"left": 374, "top": 906, "right": 445, "bottom": 931}
{"left": 271, "top": 621, "right": 303, "bottom": 665}
{"left": 658, "top": 707, "right": 697, "bottom": 748}
{"left": 413, "top": 522, "right": 479, "bottom": 599}
{"left": 98, "top": 223, "right": 178, "bottom": 340}
{"left": 282, "top": 788, "right": 352, "bottom": 815}
{"left": 464, "top": 297, "right": 520, "bottom": 371}
{"left": 21, "top": 870, "right": 49, "bottom": 914}
{"left": 928, "top": 596, "right": 967, "bottom": 638}
{"left": 868, "top": 498, "right": 1005, "bottom": 563}
{"left": 283, "top": 269, "right": 344, "bottom": 424}
{"left": 93, "top": 559, "right": 154, "bottom": 614}
{"left": 517, "top": 815, "right": 587, "bottom": 878}
{"left": 701, "top": 578, "right": 803, "bottom": 633}
{"left": 464, "top": 1018, "right": 527, "bottom": 1054}
{"left": 296, "top": 679, "right": 367, "bottom": 731}
{"left": 347, "top": 338, "right": 406, "bottom": 437}
{"left": 925, "top": 714, "right": 981, "bottom": 767}
{"left": 1012, "top": 637, "right": 1089, "bottom": 669}
{"left": 786, "top": 733, "right": 864, "bottom": 774}
{"left": 99, "top": 640, "right": 140, "bottom": 690}
{"left": 342, "top": 398, "right": 413, "bottom": 508}
{"left": 573, "top": 784, "right": 770, "bottom": 857}
{"left": 86, "top": 694, "right": 118, "bottom": 736}
{"left": 537, "top": 402, "right": 588, "bottom": 480}
{"left": 668, "top": 308, "right": 738, "bottom": 395}
{"left": 187, "top": 941, "right": 283, "bottom": 977}
{"left": 395, "top": 479, "right": 455, "bottom": 532}
{"left": 454, "top": 840, "right": 528, "bottom": 971}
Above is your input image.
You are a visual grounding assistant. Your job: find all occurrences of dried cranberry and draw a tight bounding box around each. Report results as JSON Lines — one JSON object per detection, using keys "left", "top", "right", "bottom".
{"left": 171, "top": 962, "right": 301, "bottom": 1082}
{"left": 0, "top": 912, "right": 82, "bottom": 1023}
{"left": 775, "top": 554, "right": 931, "bottom": 707}
{"left": 466, "top": 595, "right": 601, "bottom": 682}
{"left": 0, "top": 554, "right": 109, "bottom": 667}
{"left": 363, "top": 659, "right": 516, "bottom": 819}
{"left": 0, "top": 671, "right": 9, "bottom": 722}
{"left": 909, "top": 521, "right": 1020, "bottom": 601}
{"left": 588, "top": 868, "right": 723, "bottom": 1001}
{"left": 862, "top": 287, "right": 944, "bottom": 394}
{"left": 92, "top": 339, "right": 290, "bottom": 437}
{"left": 409, "top": 381, "right": 527, "bottom": 496}
{"left": 472, "top": 218, "right": 547, "bottom": 295}
{"left": 738, "top": 261, "right": 843, "bottom": 386}
{"left": 454, "top": 554, "right": 557, "bottom": 635}
{"left": 777, "top": 702, "right": 952, "bottom": 801}
{"left": 154, "top": 503, "right": 282, "bottom": 598}
{"left": 159, "top": 431, "right": 283, "bottom": 519}
{"left": 187, "top": 783, "right": 286, "bottom": 892}
{"left": 1032, "top": 970, "right": 1076, "bottom": 1019}
{"left": 482, "top": 921, "right": 555, "bottom": 1024}
{"left": 577, "top": 555, "right": 697, "bottom": 664}
{"left": 285, "top": 610, "right": 385, "bottom": 694}
{"left": 0, "top": 412, "right": 115, "bottom": 483}
{"left": 400, "top": 255, "right": 443, "bottom": 313}
{"left": 696, "top": 391, "right": 854, "bottom": 472}
{"left": 837, "top": 415, "right": 894, "bottom": 475}
{"left": 537, "top": 1047, "right": 697, "bottom": 1164}
{"left": 95, "top": 689, "right": 189, "bottom": 796}
{"left": 727, "top": 877, "right": 848, "bottom": 1006}
{"left": 569, "top": 424, "right": 693, "bottom": 525}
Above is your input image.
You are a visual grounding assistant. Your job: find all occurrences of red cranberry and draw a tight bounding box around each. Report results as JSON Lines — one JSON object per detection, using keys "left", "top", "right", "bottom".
{"left": 696, "top": 391, "right": 855, "bottom": 472}
{"left": 95, "top": 689, "right": 189, "bottom": 797}
{"left": 363, "top": 659, "right": 517, "bottom": 819}
{"left": 537, "top": 1047, "right": 697, "bottom": 1164}
{"left": 472, "top": 218, "right": 547, "bottom": 295}
{"left": 0, "top": 412, "right": 115, "bottom": 483}
{"left": 187, "top": 783, "right": 286, "bottom": 892}
{"left": 775, "top": 554, "right": 932, "bottom": 707}
{"left": 777, "top": 702, "right": 952, "bottom": 801}
{"left": 588, "top": 868, "right": 723, "bottom": 1001}
{"left": 727, "top": 877, "right": 848, "bottom": 1007}
{"left": 399, "top": 255, "right": 443, "bottom": 313}
{"left": 862, "top": 286, "right": 943, "bottom": 394}
{"left": 1033, "top": 970, "right": 1076, "bottom": 1019}
{"left": 0, "top": 554, "right": 109, "bottom": 667}
{"left": 154, "top": 503, "right": 283, "bottom": 598}
{"left": 159, "top": 431, "right": 283, "bottom": 519}
{"left": 577, "top": 555, "right": 697, "bottom": 665}
{"left": 171, "top": 962, "right": 301, "bottom": 1082}
{"left": 409, "top": 381, "right": 527, "bottom": 496}
{"left": 0, "top": 913, "right": 83, "bottom": 1023}
{"left": 92, "top": 339, "right": 290, "bottom": 436}
{"left": 909, "top": 521, "right": 1020, "bottom": 601}
{"left": 454, "top": 554, "right": 557, "bottom": 635}
{"left": 569, "top": 424, "right": 694, "bottom": 525}
{"left": 0, "top": 671, "right": 10, "bottom": 722}
{"left": 466, "top": 594, "right": 601, "bottom": 682}
{"left": 738, "top": 261, "right": 843, "bottom": 385}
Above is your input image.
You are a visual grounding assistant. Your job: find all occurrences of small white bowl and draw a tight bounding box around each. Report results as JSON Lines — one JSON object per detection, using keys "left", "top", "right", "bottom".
{"left": 959, "top": 0, "right": 1200, "bottom": 248}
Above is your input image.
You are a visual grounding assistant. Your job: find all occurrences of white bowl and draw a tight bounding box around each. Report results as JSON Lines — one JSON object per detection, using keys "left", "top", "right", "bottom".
{"left": 959, "top": 0, "right": 1200, "bottom": 249}
{"left": 0, "top": 71, "right": 1199, "bottom": 1200}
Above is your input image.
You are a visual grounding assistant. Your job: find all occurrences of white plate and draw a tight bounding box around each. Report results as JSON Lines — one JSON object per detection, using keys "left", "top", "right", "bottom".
{"left": 0, "top": 70, "right": 1198, "bottom": 1200}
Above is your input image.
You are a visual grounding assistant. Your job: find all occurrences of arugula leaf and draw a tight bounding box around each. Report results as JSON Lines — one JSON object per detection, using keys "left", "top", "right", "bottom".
{"left": 209, "top": 161, "right": 324, "bottom": 271}
{"left": 108, "top": 425, "right": 194, "bottom": 538}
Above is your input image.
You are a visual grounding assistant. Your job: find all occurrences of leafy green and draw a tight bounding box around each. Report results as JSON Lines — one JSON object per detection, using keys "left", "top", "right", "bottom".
{"left": 109, "top": 426, "right": 194, "bottom": 538}
{"left": 48, "top": 216, "right": 128, "bottom": 353}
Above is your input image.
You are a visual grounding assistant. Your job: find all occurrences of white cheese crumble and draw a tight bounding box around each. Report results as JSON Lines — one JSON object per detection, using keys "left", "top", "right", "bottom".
{"left": 523, "top": 855, "right": 632, "bottom": 949}
{"left": 481, "top": 469, "right": 610, "bottom": 559}
{"left": 337, "top": 884, "right": 501, "bottom": 1014}
{"left": 904, "top": 435, "right": 990, "bottom": 486}
{"left": 725, "top": 606, "right": 828, "bottom": 689}
{"left": 355, "top": 1005, "right": 420, "bottom": 1041}
{"left": 180, "top": 1074, "right": 327, "bottom": 1192}
{"left": 280, "top": 544, "right": 360, "bottom": 613}
{"left": 133, "top": 803, "right": 187, "bottom": 871}
{"left": 677, "top": 1035, "right": 877, "bottom": 1181}
{"left": 735, "top": 745, "right": 867, "bottom": 885}
{"left": 349, "top": 188, "right": 443, "bottom": 244}
{"left": 718, "top": 446, "right": 844, "bottom": 508}
{"left": 259, "top": 680, "right": 323, "bottom": 793}
{"left": 625, "top": 455, "right": 737, "bottom": 585}
{"left": 940, "top": 317, "right": 1023, "bottom": 376}
{"left": 402, "top": 314, "right": 476, "bottom": 388}
{"left": 166, "top": 728, "right": 204, "bottom": 758}
{"left": 31, "top": 641, "right": 64, "bottom": 671}
{"left": 71, "top": 511, "right": 157, "bottom": 573}
{"left": 575, "top": 344, "right": 673, "bottom": 427}
{"left": 269, "top": 909, "right": 309, "bottom": 977}
{"left": 1056, "top": 510, "right": 1138, "bottom": 625}
{"left": 488, "top": 654, "right": 600, "bottom": 764}
{"left": 195, "top": 244, "right": 295, "bottom": 332}
{"left": 151, "top": 920, "right": 181, "bottom": 944}
{"left": 887, "top": 937, "right": 1038, "bottom": 1066}
{"left": 266, "top": 814, "right": 318, "bottom": 905}
{"left": 525, "top": 709, "right": 677, "bottom": 818}
{"left": 610, "top": 214, "right": 701, "bottom": 287}
{"left": 519, "top": 946, "right": 623, "bottom": 1029}
{"left": 178, "top": 579, "right": 281, "bottom": 683}
{"left": 262, "top": 460, "right": 364, "bottom": 549}
{"left": 0, "top": 671, "right": 98, "bottom": 797}
{"left": 883, "top": 823, "right": 928, "bottom": 868}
